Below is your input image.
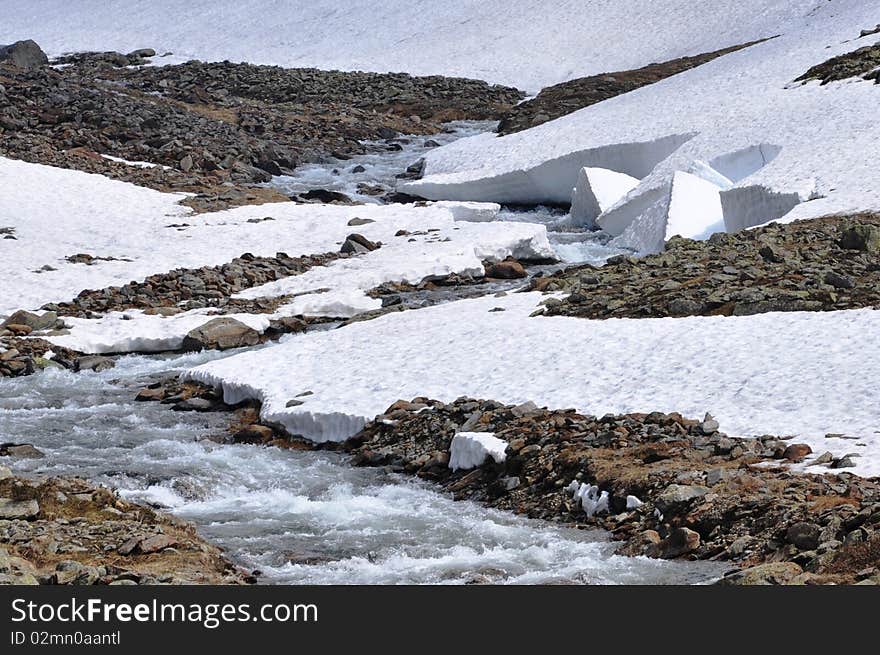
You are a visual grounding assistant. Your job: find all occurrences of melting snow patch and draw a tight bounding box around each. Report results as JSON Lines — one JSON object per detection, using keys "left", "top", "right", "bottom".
{"left": 449, "top": 432, "right": 508, "bottom": 471}
{"left": 568, "top": 481, "right": 610, "bottom": 518}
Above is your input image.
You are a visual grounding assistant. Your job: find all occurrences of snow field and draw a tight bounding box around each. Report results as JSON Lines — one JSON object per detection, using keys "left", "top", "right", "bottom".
{"left": 184, "top": 292, "right": 880, "bottom": 477}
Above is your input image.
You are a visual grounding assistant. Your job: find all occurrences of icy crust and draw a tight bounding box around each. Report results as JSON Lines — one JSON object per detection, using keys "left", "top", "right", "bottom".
{"left": 0, "top": 0, "right": 826, "bottom": 92}
{"left": 184, "top": 293, "right": 880, "bottom": 475}
{"left": 406, "top": 5, "right": 880, "bottom": 249}
{"left": 0, "top": 157, "right": 548, "bottom": 322}
{"left": 449, "top": 433, "right": 508, "bottom": 471}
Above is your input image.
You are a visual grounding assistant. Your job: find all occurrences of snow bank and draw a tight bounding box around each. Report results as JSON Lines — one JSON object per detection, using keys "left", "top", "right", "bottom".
{"left": 0, "top": 157, "right": 550, "bottom": 321}
{"left": 449, "top": 432, "right": 508, "bottom": 471}
{"left": 604, "top": 171, "right": 725, "bottom": 253}
{"left": 406, "top": 5, "right": 880, "bottom": 250}
{"left": 569, "top": 167, "right": 640, "bottom": 229}
{"left": 0, "top": 0, "right": 826, "bottom": 92}
{"left": 47, "top": 310, "right": 271, "bottom": 354}
{"left": 183, "top": 292, "right": 880, "bottom": 476}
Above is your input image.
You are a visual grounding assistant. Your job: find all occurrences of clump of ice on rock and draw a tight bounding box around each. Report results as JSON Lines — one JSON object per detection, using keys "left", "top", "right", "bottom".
{"left": 568, "top": 481, "right": 609, "bottom": 518}
{"left": 449, "top": 432, "right": 508, "bottom": 471}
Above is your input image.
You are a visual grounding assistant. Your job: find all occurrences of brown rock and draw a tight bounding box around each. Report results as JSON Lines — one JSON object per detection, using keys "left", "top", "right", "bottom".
{"left": 658, "top": 527, "right": 701, "bottom": 558}
{"left": 135, "top": 388, "right": 166, "bottom": 402}
{"left": 783, "top": 444, "right": 813, "bottom": 462}
{"left": 181, "top": 317, "right": 261, "bottom": 351}
{"left": 137, "top": 534, "right": 178, "bottom": 554}
{"left": 233, "top": 425, "right": 275, "bottom": 444}
{"left": 485, "top": 257, "right": 526, "bottom": 279}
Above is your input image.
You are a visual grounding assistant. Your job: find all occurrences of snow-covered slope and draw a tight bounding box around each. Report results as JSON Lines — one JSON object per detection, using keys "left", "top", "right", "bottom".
{"left": 0, "top": 157, "right": 549, "bottom": 321}
{"left": 404, "top": 3, "right": 880, "bottom": 251}
{"left": 2, "top": 0, "right": 829, "bottom": 92}
{"left": 184, "top": 292, "right": 880, "bottom": 476}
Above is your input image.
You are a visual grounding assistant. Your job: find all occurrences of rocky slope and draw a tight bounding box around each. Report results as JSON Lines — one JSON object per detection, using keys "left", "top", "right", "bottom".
{"left": 534, "top": 213, "right": 880, "bottom": 320}
{"left": 340, "top": 397, "right": 880, "bottom": 585}
{"left": 0, "top": 45, "right": 523, "bottom": 211}
{"left": 496, "top": 42, "right": 760, "bottom": 135}
{"left": 0, "top": 466, "right": 249, "bottom": 585}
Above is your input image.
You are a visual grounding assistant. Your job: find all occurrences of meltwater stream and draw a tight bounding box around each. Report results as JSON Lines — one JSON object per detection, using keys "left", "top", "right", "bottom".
{"left": 0, "top": 354, "right": 724, "bottom": 584}
{"left": 269, "top": 120, "right": 629, "bottom": 266}
{"left": 0, "top": 121, "right": 723, "bottom": 584}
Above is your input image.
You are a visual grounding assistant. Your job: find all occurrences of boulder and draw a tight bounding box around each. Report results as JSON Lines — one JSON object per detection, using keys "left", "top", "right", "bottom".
{"left": 181, "top": 317, "right": 261, "bottom": 351}
{"left": 0, "top": 40, "right": 48, "bottom": 70}
{"left": 719, "top": 562, "right": 804, "bottom": 585}
{"left": 485, "top": 257, "right": 527, "bottom": 279}
{"left": 0, "top": 443, "right": 45, "bottom": 459}
{"left": 0, "top": 498, "right": 39, "bottom": 520}
{"left": 75, "top": 355, "right": 115, "bottom": 372}
{"left": 340, "top": 233, "right": 379, "bottom": 255}
{"left": 839, "top": 224, "right": 880, "bottom": 253}
{"left": 2, "top": 309, "right": 58, "bottom": 331}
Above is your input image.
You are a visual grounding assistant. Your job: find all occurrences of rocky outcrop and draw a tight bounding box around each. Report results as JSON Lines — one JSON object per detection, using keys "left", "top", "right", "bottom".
{"left": 181, "top": 317, "right": 261, "bottom": 351}
{"left": 0, "top": 40, "right": 48, "bottom": 70}
{"left": 795, "top": 42, "right": 880, "bottom": 85}
{"left": 341, "top": 397, "right": 880, "bottom": 585}
{"left": 0, "top": 54, "right": 522, "bottom": 211}
{"left": 497, "top": 42, "right": 761, "bottom": 135}
{"left": 0, "top": 474, "right": 249, "bottom": 585}
{"left": 535, "top": 213, "right": 880, "bottom": 320}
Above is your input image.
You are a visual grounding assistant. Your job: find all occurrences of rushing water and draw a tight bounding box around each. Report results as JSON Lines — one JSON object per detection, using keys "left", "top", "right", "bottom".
{"left": 0, "top": 354, "right": 724, "bottom": 584}
{"left": 0, "top": 122, "right": 725, "bottom": 585}
{"left": 270, "top": 121, "right": 629, "bottom": 266}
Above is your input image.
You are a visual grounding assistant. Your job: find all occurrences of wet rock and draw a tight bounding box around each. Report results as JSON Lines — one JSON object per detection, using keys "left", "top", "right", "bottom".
{"left": 75, "top": 355, "right": 115, "bottom": 372}
{"left": 233, "top": 425, "right": 275, "bottom": 444}
{"left": 657, "top": 527, "right": 701, "bottom": 559}
{"left": 181, "top": 317, "right": 261, "bottom": 351}
{"left": 0, "top": 443, "right": 45, "bottom": 459}
{"left": 296, "top": 189, "right": 353, "bottom": 204}
{"left": 171, "top": 397, "right": 215, "bottom": 412}
{"left": 135, "top": 387, "right": 166, "bottom": 402}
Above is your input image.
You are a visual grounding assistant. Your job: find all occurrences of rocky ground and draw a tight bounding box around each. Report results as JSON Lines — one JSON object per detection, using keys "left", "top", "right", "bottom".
{"left": 0, "top": 465, "right": 249, "bottom": 585}
{"left": 0, "top": 43, "right": 522, "bottom": 211}
{"left": 338, "top": 397, "right": 880, "bottom": 585}
{"left": 796, "top": 39, "right": 880, "bottom": 85}
{"left": 0, "top": 235, "right": 383, "bottom": 378}
{"left": 533, "top": 213, "right": 880, "bottom": 320}
{"left": 496, "top": 42, "right": 760, "bottom": 135}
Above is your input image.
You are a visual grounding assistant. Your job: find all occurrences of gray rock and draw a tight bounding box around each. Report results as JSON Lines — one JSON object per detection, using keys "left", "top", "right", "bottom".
{"left": 699, "top": 413, "right": 720, "bottom": 434}
{"left": 824, "top": 271, "right": 855, "bottom": 289}
{"left": 719, "top": 562, "right": 804, "bottom": 585}
{"left": 347, "top": 217, "right": 375, "bottom": 226}
{"left": 340, "top": 233, "right": 379, "bottom": 254}
{"left": 0, "top": 40, "right": 48, "bottom": 70}
{"left": 2, "top": 309, "right": 58, "bottom": 331}
{"left": 0, "top": 443, "right": 45, "bottom": 459}
{"left": 181, "top": 317, "right": 261, "bottom": 351}
{"left": 839, "top": 224, "right": 880, "bottom": 252}
{"left": 128, "top": 48, "right": 156, "bottom": 58}
{"left": 656, "top": 484, "right": 709, "bottom": 510}
{"left": 75, "top": 355, "right": 116, "bottom": 372}
{"left": 0, "top": 498, "right": 39, "bottom": 520}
